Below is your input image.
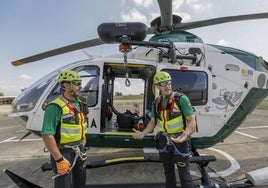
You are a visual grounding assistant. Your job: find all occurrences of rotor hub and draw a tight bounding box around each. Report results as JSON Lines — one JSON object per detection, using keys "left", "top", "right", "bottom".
{"left": 150, "top": 15, "right": 182, "bottom": 32}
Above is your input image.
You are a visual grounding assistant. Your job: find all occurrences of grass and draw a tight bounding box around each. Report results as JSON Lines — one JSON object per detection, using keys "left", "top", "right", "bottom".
{"left": 256, "top": 99, "right": 268, "bottom": 110}
{"left": 114, "top": 95, "right": 143, "bottom": 105}
{"left": 0, "top": 104, "right": 11, "bottom": 109}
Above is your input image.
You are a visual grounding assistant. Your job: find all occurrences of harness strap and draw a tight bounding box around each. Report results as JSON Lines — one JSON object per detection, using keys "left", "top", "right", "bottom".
{"left": 62, "top": 144, "right": 87, "bottom": 161}
{"left": 157, "top": 132, "right": 191, "bottom": 158}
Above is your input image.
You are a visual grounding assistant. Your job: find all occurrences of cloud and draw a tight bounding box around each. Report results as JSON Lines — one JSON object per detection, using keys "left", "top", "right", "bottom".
{"left": 133, "top": 0, "right": 153, "bottom": 8}
{"left": 19, "top": 74, "right": 32, "bottom": 80}
{"left": 120, "top": 8, "right": 147, "bottom": 23}
{"left": 172, "top": 0, "right": 212, "bottom": 21}
{"left": 187, "top": 0, "right": 212, "bottom": 11}
{"left": 173, "top": 0, "right": 191, "bottom": 21}
{"left": 0, "top": 73, "right": 33, "bottom": 95}
{"left": 173, "top": 0, "right": 184, "bottom": 10}
{"left": 120, "top": 0, "right": 159, "bottom": 25}
{"left": 0, "top": 80, "right": 26, "bottom": 96}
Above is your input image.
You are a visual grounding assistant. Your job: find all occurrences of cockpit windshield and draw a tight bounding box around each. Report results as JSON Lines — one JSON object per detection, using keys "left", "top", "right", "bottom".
{"left": 11, "top": 64, "right": 69, "bottom": 112}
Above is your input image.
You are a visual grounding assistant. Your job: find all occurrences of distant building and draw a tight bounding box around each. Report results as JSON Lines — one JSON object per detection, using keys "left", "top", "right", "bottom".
{"left": 0, "top": 96, "right": 16, "bottom": 105}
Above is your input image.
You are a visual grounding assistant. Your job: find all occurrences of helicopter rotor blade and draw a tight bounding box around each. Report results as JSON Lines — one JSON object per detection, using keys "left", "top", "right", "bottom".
{"left": 174, "top": 12, "right": 268, "bottom": 30}
{"left": 149, "top": 0, "right": 268, "bottom": 33}
{"left": 148, "top": 0, "right": 174, "bottom": 34}
{"left": 157, "top": 0, "right": 172, "bottom": 29}
{"left": 11, "top": 38, "right": 104, "bottom": 66}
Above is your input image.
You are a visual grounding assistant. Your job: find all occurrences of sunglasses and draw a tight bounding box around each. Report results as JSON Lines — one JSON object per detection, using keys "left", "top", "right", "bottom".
{"left": 158, "top": 80, "right": 171, "bottom": 87}
{"left": 71, "top": 81, "right": 82, "bottom": 86}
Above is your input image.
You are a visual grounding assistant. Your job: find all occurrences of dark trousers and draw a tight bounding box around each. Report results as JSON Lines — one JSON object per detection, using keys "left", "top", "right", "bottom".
{"left": 51, "top": 145, "right": 87, "bottom": 188}
{"left": 157, "top": 134, "right": 193, "bottom": 188}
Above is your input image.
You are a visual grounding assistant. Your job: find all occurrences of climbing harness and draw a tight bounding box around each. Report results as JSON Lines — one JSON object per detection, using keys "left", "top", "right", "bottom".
{"left": 156, "top": 132, "right": 191, "bottom": 158}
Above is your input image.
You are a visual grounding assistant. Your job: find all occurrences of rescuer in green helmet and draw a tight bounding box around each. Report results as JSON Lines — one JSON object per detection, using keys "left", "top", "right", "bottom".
{"left": 41, "top": 69, "right": 88, "bottom": 188}
{"left": 132, "top": 71, "right": 196, "bottom": 188}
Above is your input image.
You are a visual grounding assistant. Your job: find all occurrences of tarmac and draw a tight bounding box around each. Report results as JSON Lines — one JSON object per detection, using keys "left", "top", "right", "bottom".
{"left": 0, "top": 105, "right": 268, "bottom": 188}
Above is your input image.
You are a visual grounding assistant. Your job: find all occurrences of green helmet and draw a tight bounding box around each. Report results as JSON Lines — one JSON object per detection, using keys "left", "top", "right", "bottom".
{"left": 153, "top": 71, "right": 171, "bottom": 84}
{"left": 58, "top": 70, "right": 81, "bottom": 83}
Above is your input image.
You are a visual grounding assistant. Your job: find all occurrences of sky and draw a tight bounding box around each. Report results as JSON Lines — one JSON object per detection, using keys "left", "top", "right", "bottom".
{"left": 1, "top": 0, "right": 268, "bottom": 96}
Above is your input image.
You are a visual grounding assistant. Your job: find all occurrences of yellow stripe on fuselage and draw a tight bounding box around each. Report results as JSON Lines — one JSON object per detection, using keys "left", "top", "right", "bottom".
{"left": 103, "top": 131, "right": 134, "bottom": 135}
{"left": 106, "top": 156, "right": 145, "bottom": 163}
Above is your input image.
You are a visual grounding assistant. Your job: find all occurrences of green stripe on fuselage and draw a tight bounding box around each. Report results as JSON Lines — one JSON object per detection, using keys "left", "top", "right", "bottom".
{"left": 191, "top": 88, "right": 268, "bottom": 149}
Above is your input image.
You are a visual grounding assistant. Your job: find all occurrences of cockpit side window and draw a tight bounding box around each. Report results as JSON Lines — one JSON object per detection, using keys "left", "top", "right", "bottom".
{"left": 43, "top": 66, "right": 100, "bottom": 109}
{"left": 163, "top": 69, "right": 208, "bottom": 106}
{"left": 76, "top": 66, "right": 100, "bottom": 107}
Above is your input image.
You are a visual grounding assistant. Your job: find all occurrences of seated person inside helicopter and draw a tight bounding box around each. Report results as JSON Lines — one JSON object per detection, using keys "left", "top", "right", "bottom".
{"left": 116, "top": 103, "right": 145, "bottom": 131}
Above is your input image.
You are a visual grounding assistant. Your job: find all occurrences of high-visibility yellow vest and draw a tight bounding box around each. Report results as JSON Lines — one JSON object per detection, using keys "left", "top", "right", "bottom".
{"left": 51, "top": 97, "right": 87, "bottom": 144}
{"left": 155, "top": 96, "right": 184, "bottom": 134}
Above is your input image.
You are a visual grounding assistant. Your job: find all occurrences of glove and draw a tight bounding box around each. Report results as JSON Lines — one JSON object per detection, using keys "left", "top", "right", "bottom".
{"left": 56, "top": 156, "right": 70, "bottom": 175}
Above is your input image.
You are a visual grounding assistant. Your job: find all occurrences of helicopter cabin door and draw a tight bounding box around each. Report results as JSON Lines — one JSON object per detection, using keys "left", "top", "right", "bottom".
{"left": 77, "top": 65, "right": 102, "bottom": 134}
{"left": 39, "top": 65, "right": 102, "bottom": 135}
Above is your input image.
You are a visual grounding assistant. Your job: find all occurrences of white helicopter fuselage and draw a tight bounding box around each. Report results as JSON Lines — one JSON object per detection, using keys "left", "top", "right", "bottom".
{"left": 11, "top": 41, "right": 268, "bottom": 149}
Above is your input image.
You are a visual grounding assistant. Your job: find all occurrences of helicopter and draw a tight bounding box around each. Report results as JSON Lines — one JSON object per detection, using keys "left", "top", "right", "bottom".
{"left": 7, "top": 0, "right": 268, "bottom": 187}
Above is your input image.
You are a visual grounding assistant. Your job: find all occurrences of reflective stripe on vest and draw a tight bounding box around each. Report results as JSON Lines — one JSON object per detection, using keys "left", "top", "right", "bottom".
{"left": 51, "top": 97, "right": 87, "bottom": 144}
{"left": 156, "top": 102, "right": 184, "bottom": 134}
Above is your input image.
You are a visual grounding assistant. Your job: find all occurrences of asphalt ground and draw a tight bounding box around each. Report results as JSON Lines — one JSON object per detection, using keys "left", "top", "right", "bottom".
{"left": 0, "top": 105, "right": 268, "bottom": 188}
